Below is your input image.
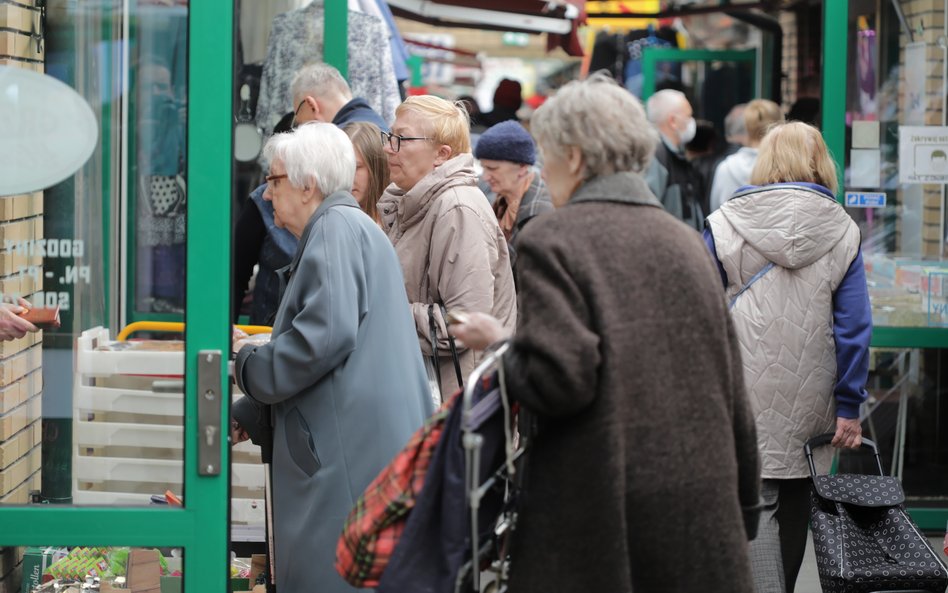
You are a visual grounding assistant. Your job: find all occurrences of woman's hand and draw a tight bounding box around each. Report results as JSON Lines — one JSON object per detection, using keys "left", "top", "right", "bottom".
{"left": 448, "top": 311, "right": 511, "bottom": 351}
{"left": 831, "top": 417, "right": 862, "bottom": 449}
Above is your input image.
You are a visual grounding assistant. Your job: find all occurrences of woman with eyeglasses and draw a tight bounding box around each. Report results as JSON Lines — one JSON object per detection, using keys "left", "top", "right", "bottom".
{"left": 231, "top": 122, "right": 433, "bottom": 593}
{"left": 378, "top": 95, "right": 516, "bottom": 401}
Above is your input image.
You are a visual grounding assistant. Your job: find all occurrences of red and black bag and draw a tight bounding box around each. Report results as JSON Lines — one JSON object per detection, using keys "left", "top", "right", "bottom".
{"left": 335, "top": 393, "right": 457, "bottom": 588}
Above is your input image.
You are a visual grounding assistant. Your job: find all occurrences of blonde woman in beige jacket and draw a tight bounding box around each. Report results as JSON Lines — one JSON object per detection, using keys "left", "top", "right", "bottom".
{"left": 378, "top": 96, "right": 517, "bottom": 397}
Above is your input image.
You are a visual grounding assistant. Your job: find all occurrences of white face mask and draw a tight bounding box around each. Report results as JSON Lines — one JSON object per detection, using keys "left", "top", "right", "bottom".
{"left": 678, "top": 116, "right": 697, "bottom": 146}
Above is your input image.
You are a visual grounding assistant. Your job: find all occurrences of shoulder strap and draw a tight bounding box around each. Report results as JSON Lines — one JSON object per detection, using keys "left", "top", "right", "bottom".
{"left": 729, "top": 262, "right": 775, "bottom": 310}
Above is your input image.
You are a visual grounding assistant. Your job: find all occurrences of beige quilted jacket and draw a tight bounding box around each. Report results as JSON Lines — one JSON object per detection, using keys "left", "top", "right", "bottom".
{"left": 378, "top": 153, "right": 517, "bottom": 396}
{"left": 708, "top": 184, "right": 861, "bottom": 478}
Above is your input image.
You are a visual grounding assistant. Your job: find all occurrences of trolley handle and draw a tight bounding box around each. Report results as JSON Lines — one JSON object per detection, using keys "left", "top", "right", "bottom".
{"left": 804, "top": 433, "right": 884, "bottom": 478}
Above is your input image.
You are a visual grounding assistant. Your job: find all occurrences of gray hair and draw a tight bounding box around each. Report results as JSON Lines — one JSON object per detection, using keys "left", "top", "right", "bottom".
{"left": 262, "top": 122, "right": 355, "bottom": 196}
{"left": 290, "top": 63, "right": 351, "bottom": 103}
{"left": 645, "top": 89, "right": 688, "bottom": 126}
{"left": 531, "top": 72, "right": 656, "bottom": 178}
{"left": 724, "top": 103, "right": 747, "bottom": 140}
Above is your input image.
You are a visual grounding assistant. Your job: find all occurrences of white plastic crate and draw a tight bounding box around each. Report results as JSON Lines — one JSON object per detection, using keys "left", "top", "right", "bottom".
{"left": 73, "top": 326, "right": 267, "bottom": 538}
{"left": 76, "top": 327, "right": 184, "bottom": 378}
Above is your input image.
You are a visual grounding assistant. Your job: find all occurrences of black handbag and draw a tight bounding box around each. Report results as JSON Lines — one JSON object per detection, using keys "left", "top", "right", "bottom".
{"left": 427, "top": 302, "right": 463, "bottom": 404}
{"left": 805, "top": 434, "right": 948, "bottom": 593}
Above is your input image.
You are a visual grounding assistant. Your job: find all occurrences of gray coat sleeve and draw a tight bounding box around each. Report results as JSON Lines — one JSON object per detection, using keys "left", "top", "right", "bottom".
{"left": 236, "top": 211, "right": 365, "bottom": 404}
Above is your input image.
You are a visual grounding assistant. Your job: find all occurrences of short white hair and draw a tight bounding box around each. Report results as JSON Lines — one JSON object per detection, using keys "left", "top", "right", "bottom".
{"left": 646, "top": 89, "right": 688, "bottom": 125}
{"left": 532, "top": 72, "right": 656, "bottom": 179}
{"left": 724, "top": 103, "right": 747, "bottom": 139}
{"left": 290, "top": 63, "right": 351, "bottom": 103}
{"left": 262, "top": 122, "right": 355, "bottom": 196}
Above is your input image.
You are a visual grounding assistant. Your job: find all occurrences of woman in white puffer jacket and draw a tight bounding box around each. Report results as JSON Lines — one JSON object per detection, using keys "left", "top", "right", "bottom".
{"left": 703, "top": 121, "right": 872, "bottom": 593}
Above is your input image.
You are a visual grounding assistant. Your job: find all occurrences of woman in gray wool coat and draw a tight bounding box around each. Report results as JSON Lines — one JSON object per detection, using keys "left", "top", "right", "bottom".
{"left": 450, "top": 73, "right": 761, "bottom": 593}
{"left": 231, "top": 122, "right": 432, "bottom": 593}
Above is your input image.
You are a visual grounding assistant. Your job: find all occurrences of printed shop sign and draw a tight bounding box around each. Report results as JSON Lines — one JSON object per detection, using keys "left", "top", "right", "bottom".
{"left": 899, "top": 126, "right": 948, "bottom": 183}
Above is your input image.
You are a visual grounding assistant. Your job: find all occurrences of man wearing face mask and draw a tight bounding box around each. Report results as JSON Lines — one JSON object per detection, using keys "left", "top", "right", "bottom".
{"left": 644, "top": 89, "right": 706, "bottom": 232}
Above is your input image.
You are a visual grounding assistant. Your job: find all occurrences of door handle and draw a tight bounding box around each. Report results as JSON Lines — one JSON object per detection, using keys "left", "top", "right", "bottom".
{"left": 197, "top": 350, "right": 223, "bottom": 476}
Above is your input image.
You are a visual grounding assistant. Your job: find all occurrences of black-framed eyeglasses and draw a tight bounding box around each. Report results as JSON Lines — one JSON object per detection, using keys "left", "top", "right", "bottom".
{"left": 291, "top": 99, "right": 307, "bottom": 129}
{"left": 381, "top": 130, "right": 432, "bottom": 153}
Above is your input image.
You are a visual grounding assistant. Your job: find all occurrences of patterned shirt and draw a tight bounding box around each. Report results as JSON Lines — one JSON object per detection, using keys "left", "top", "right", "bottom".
{"left": 255, "top": 2, "right": 400, "bottom": 140}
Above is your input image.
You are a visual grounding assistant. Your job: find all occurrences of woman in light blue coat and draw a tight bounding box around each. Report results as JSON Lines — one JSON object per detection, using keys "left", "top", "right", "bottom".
{"left": 232, "top": 122, "right": 433, "bottom": 593}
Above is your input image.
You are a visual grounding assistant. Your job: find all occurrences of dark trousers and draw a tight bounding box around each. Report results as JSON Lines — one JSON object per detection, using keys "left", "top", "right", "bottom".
{"left": 749, "top": 478, "right": 811, "bottom": 593}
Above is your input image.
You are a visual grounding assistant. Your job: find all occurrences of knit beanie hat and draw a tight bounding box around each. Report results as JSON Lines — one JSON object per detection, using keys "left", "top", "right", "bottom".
{"left": 474, "top": 121, "right": 536, "bottom": 165}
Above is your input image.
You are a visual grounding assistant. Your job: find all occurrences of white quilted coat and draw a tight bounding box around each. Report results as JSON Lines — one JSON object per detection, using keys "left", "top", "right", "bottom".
{"left": 708, "top": 185, "right": 861, "bottom": 478}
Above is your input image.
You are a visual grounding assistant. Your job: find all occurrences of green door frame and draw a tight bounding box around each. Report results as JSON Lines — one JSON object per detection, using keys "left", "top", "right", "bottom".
{"left": 0, "top": 2, "right": 233, "bottom": 591}
{"left": 640, "top": 48, "right": 758, "bottom": 103}
{"left": 822, "top": 0, "right": 948, "bottom": 530}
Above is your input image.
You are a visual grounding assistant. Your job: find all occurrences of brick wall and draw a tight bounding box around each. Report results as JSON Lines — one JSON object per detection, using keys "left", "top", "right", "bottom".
{"left": 0, "top": 2, "right": 45, "bottom": 592}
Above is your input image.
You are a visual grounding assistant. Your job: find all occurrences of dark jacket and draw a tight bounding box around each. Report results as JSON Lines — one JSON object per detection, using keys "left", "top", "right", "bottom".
{"left": 332, "top": 97, "right": 389, "bottom": 132}
{"left": 492, "top": 172, "right": 554, "bottom": 269}
{"left": 645, "top": 138, "right": 706, "bottom": 232}
{"left": 502, "top": 172, "right": 759, "bottom": 593}
{"left": 232, "top": 184, "right": 298, "bottom": 324}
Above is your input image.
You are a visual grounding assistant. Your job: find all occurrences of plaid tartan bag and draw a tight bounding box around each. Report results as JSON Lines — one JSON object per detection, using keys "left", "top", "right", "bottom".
{"left": 335, "top": 392, "right": 457, "bottom": 587}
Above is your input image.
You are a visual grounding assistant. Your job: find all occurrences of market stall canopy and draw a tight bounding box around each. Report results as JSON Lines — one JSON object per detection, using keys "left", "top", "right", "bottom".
{"left": 388, "top": 0, "right": 586, "bottom": 56}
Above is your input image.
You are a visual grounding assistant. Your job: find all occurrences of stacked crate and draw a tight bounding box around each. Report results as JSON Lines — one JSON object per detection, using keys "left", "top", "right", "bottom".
{"left": 0, "top": 2, "right": 45, "bottom": 591}
{"left": 73, "top": 328, "right": 265, "bottom": 535}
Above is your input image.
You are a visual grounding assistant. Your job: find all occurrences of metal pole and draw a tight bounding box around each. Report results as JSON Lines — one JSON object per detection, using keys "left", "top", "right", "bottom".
{"left": 324, "top": 0, "right": 349, "bottom": 79}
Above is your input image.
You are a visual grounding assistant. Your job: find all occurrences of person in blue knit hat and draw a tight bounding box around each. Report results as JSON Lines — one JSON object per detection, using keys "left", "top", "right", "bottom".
{"left": 474, "top": 120, "right": 553, "bottom": 268}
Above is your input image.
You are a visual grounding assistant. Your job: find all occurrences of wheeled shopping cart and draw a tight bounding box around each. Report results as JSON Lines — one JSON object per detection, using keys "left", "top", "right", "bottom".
{"left": 455, "top": 343, "right": 529, "bottom": 593}
{"left": 805, "top": 434, "right": 948, "bottom": 593}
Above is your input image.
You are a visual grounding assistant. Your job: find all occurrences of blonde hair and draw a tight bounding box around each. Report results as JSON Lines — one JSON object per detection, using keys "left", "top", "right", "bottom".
{"left": 344, "top": 121, "right": 388, "bottom": 224}
{"left": 749, "top": 122, "right": 838, "bottom": 193}
{"left": 744, "top": 99, "right": 784, "bottom": 143}
{"left": 396, "top": 95, "right": 472, "bottom": 156}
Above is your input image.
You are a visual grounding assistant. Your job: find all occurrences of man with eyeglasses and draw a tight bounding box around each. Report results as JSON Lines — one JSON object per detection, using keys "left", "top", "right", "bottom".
{"left": 289, "top": 63, "right": 388, "bottom": 131}
{"left": 235, "top": 64, "right": 390, "bottom": 327}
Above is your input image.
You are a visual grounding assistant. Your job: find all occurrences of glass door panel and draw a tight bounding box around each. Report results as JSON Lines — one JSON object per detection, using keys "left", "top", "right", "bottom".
{"left": 0, "top": 0, "right": 232, "bottom": 590}
{"left": 825, "top": 0, "right": 948, "bottom": 526}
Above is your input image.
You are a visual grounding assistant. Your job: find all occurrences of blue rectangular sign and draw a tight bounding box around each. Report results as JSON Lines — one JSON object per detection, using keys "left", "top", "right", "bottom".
{"left": 844, "top": 191, "right": 887, "bottom": 208}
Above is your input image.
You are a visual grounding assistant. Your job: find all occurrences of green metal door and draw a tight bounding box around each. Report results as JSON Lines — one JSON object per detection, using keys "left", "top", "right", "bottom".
{"left": 0, "top": 1, "right": 233, "bottom": 591}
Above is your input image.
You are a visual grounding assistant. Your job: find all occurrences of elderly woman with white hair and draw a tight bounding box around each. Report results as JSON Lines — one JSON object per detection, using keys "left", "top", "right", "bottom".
{"left": 449, "top": 73, "right": 760, "bottom": 593}
{"left": 232, "top": 122, "right": 432, "bottom": 593}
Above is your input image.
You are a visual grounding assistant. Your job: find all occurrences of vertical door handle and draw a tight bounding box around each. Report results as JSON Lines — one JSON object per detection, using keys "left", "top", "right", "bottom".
{"left": 197, "top": 350, "right": 223, "bottom": 476}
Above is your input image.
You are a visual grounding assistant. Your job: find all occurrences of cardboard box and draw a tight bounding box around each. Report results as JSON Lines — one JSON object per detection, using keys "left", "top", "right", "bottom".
{"left": 20, "top": 548, "right": 66, "bottom": 593}
{"left": 0, "top": 548, "right": 22, "bottom": 582}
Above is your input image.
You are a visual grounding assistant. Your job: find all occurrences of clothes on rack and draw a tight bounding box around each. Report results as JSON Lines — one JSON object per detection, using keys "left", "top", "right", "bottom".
{"left": 587, "top": 26, "right": 681, "bottom": 94}
{"left": 239, "top": 0, "right": 310, "bottom": 65}
{"left": 255, "top": 1, "right": 401, "bottom": 139}
{"left": 135, "top": 6, "right": 188, "bottom": 312}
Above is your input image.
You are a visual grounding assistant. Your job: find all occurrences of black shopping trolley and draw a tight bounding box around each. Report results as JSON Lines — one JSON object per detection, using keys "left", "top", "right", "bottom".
{"left": 454, "top": 342, "right": 529, "bottom": 593}
{"left": 805, "top": 434, "right": 948, "bottom": 593}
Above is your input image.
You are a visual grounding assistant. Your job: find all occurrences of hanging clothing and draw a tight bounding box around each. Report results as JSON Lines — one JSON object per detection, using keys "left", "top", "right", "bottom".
{"left": 256, "top": 1, "right": 400, "bottom": 142}
{"left": 370, "top": 0, "right": 410, "bottom": 82}
{"left": 239, "top": 0, "right": 309, "bottom": 65}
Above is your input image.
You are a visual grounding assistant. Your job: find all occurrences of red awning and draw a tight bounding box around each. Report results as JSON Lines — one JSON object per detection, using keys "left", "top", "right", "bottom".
{"left": 388, "top": 0, "right": 586, "bottom": 56}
